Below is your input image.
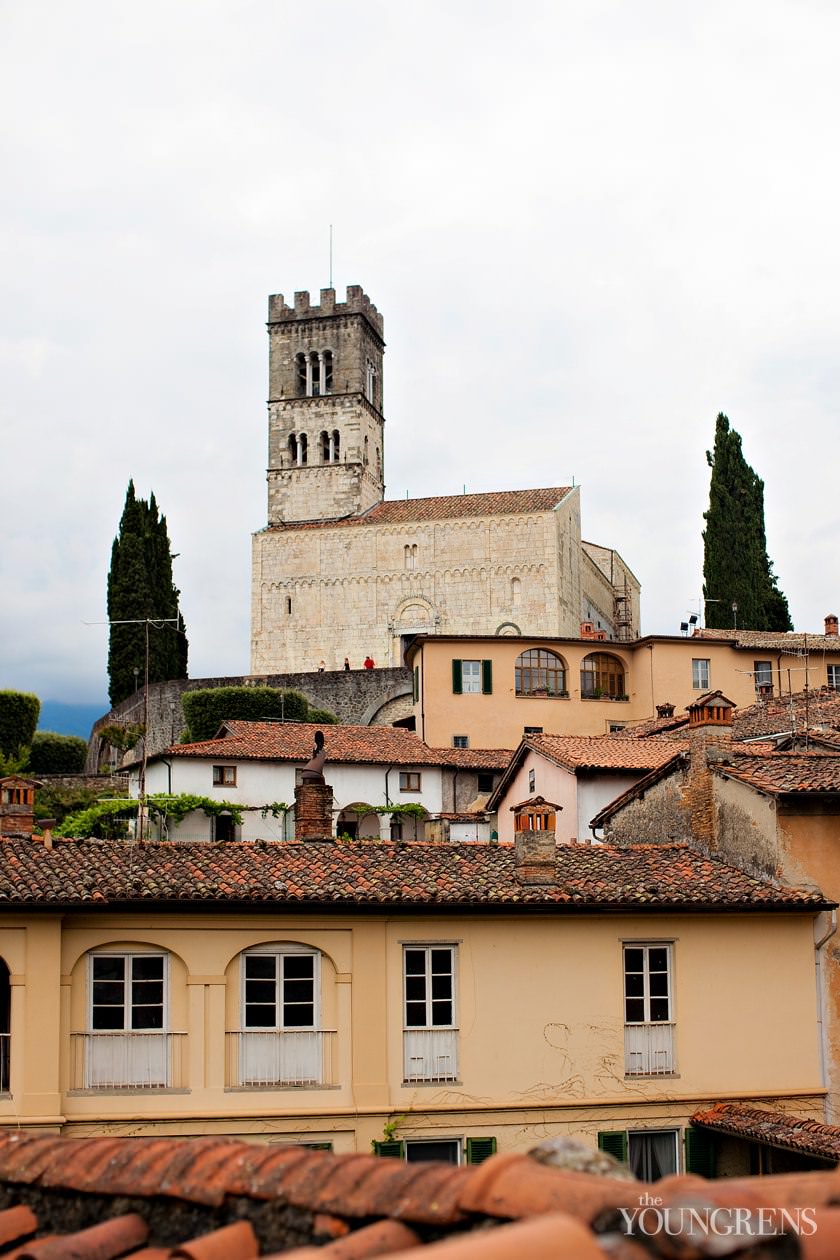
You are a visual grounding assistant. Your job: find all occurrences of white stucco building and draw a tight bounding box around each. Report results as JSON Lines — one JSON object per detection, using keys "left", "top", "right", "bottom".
{"left": 132, "top": 721, "right": 511, "bottom": 843}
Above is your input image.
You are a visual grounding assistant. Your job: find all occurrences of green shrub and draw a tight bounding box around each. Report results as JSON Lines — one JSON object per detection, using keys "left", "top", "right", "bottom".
{"left": 306, "top": 707, "right": 339, "bottom": 725}
{"left": 181, "top": 687, "right": 311, "bottom": 742}
{"left": 0, "top": 691, "right": 40, "bottom": 760}
{"left": 29, "top": 732, "right": 88, "bottom": 775}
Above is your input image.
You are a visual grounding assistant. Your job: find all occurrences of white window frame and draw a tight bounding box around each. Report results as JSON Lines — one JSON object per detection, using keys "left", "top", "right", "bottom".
{"left": 623, "top": 943, "right": 675, "bottom": 1076}
{"left": 691, "top": 659, "right": 710, "bottom": 690}
{"left": 89, "top": 952, "right": 168, "bottom": 1033}
{"left": 461, "top": 660, "right": 481, "bottom": 694}
{"left": 241, "top": 945, "right": 320, "bottom": 1032}
{"left": 828, "top": 665, "right": 840, "bottom": 690}
{"left": 403, "top": 944, "right": 458, "bottom": 1083}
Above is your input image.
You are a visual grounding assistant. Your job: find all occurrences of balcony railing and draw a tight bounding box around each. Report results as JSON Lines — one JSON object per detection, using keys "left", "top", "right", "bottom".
{"left": 226, "top": 1030, "right": 337, "bottom": 1088}
{"left": 403, "top": 1028, "right": 459, "bottom": 1083}
{"left": 0, "top": 1033, "right": 8, "bottom": 1092}
{"left": 70, "top": 1032, "right": 187, "bottom": 1090}
{"left": 624, "top": 1022, "right": 675, "bottom": 1076}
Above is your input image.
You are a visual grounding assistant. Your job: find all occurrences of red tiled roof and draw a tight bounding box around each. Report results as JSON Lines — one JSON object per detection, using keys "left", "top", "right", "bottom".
{"left": 265, "top": 488, "right": 573, "bottom": 531}
{"left": 732, "top": 688, "right": 840, "bottom": 740}
{"left": 1, "top": 1131, "right": 840, "bottom": 1258}
{"left": 716, "top": 751, "right": 840, "bottom": 795}
{"left": 692, "top": 1103, "right": 840, "bottom": 1163}
{"left": 0, "top": 838, "right": 828, "bottom": 910}
{"left": 610, "top": 714, "right": 690, "bottom": 739}
{"left": 693, "top": 627, "right": 840, "bottom": 650}
{"left": 526, "top": 735, "right": 685, "bottom": 773}
{"left": 165, "top": 722, "right": 512, "bottom": 771}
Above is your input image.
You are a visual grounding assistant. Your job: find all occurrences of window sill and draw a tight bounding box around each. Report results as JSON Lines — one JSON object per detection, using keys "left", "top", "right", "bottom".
{"left": 225, "top": 1083, "right": 340, "bottom": 1093}
{"left": 515, "top": 693, "right": 570, "bottom": 700}
{"left": 66, "top": 1087, "right": 190, "bottom": 1097}
{"left": 624, "top": 1073, "right": 680, "bottom": 1081}
{"left": 401, "top": 1079, "right": 461, "bottom": 1087}
{"left": 581, "top": 696, "right": 629, "bottom": 703}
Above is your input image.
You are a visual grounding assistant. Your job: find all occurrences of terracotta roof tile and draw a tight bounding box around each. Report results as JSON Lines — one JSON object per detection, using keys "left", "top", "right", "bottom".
{"left": 693, "top": 627, "right": 840, "bottom": 650}
{"left": 163, "top": 722, "right": 511, "bottom": 772}
{"left": 458, "top": 1153, "right": 641, "bottom": 1223}
{"left": 0, "top": 837, "right": 826, "bottom": 910}
{"left": 0, "top": 1206, "right": 38, "bottom": 1248}
{"left": 170, "top": 1220, "right": 258, "bottom": 1260}
{"left": 692, "top": 1103, "right": 840, "bottom": 1161}
{"left": 265, "top": 488, "right": 573, "bottom": 532}
{"left": 718, "top": 751, "right": 840, "bottom": 795}
{"left": 733, "top": 688, "right": 840, "bottom": 740}
{"left": 525, "top": 735, "right": 686, "bottom": 773}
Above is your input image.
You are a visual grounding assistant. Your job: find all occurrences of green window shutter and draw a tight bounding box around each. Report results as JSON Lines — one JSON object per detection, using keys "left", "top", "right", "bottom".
{"left": 373, "top": 1140, "right": 405, "bottom": 1158}
{"left": 481, "top": 660, "right": 493, "bottom": 694}
{"left": 684, "top": 1127, "right": 716, "bottom": 1178}
{"left": 302, "top": 1141, "right": 333, "bottom": 1151}
{"left": 466, "top": 1136, "right": 497, "bottom": 1164}
{"left": 598, "top": 1130, "right": 628, "bottom": 1164}
{"left": 452, "top": 660, "right": 463, "bottom": 694}
{"left": 413, "top": 666, "right": 419, "bottom": 703}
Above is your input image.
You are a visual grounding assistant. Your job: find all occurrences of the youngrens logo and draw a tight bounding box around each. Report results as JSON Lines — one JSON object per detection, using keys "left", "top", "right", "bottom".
{"left": 619, "top": 1192, "right": 818, "bottom": 1239}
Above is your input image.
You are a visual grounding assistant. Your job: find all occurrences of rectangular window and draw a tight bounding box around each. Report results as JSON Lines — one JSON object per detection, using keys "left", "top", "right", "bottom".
{"left": 828, "top": 665, "right": 840, "bottom": 690}
{"left": 523, "top": 725, "right": 543, "bottom": 735}
{"left": 452, "top": 735, "right": 469, "bottom": 749}
{"left": 403, "top": 945, "right": 457, "bottom": 1082}
{"left": 399, "top": 772, "right": 421, "bottom": 792}
{"left": 624, "top": 943, "right": 674, "bottom": 1076}
{"left": 91, "top": 954, "right": 165, "bottom": 1031}
{"left": 754, "top": 661, "right": 773, "bottom": 695}
{"left": 629, "top": 1131, "right": 678, "bottom": 1180}
{"left": 237, "top": 950, "right": 323, "bottom": 1087}
{"left": 84, "top": 953, "right": 170, "bottom": 1089}
{"left": 452, "top": 660, "right": 492, "bottom": 695}
{"left": 477, "top": 771, "right": 494, "bottom": 794}
{"left": 213, "top": 765, "right": 237, "bottom": 786}
{"left": 691, "top": 659, "right": 710, "bottom": 690}
{"left": 243, "top": 952, "right": 316, "bottom": 1030}
{"left": 528, "top": 768, "right": 536, "bottom": 793}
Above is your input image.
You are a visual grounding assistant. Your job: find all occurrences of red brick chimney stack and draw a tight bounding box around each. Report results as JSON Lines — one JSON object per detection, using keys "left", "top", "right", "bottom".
{"left": 825, "top": 614, "right": 838, "bottom": 637}
{"left": 684, "top": 692, "right": 735, "bottom": 850}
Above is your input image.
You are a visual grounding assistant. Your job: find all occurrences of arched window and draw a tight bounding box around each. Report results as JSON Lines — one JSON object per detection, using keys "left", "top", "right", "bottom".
{"left": 581, "top": 652, "right": 626, "bottom": 699}
{"left": 375, "top": 446, "right": 381, "bottom": 479}
{"left": 82, "top": 950, "right": 175, "bottom": 1089}
{"left": 296, "top": 353, "right": 307, "bottom": 397}
{"left": 320, "top": 430, "right": 330, "bottom": 462}
{"left": 299, "top": 433, "right": 308, "bottom": 465}
{"left": 511, "top": 577, "right": 521, "bottom": 607}
{"left": 235, "top": 945, "right": 325, "bottom": 1087}
{"left": 364, "top": 435, "right": 369, "bottom": 465}
{"left": 288, "top": 433, "right": 298, "bottom": 464}
{"left": 515, "top": 649, "right": 567, "bottom": 697}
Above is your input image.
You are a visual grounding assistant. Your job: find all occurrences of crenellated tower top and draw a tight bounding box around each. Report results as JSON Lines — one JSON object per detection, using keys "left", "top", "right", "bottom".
{"left": 268, "top": 286, "right": 384, "bottom": 338}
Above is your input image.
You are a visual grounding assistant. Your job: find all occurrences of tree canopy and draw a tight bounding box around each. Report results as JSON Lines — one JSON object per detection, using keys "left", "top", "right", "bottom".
{"left": 702, "top": 414, "right": 792, "bottom": 632}
{"left": 107, "top": 482, "right": 188, "bottom": 705}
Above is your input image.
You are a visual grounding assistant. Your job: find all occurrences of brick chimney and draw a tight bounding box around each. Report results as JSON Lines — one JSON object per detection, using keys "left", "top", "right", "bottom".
{"left": 0, "top": 777, "right": 38, "bottom": 839}
{"left": 511, "top": 798, "right": 560, "bottom": 884}
{"left": 684, "top": 692, "right": 735, "bottom": 849}
{"left": 825, "top": 614, "right": 838, "bottom": 638}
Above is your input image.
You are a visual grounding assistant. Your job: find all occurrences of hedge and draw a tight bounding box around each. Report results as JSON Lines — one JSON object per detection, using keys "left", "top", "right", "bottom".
{"left": 28, "top": 732, "right": 88, "bottom": 775}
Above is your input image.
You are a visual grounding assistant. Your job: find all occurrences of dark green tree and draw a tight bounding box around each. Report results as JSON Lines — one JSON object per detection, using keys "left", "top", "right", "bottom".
{"left": 0, "top": 691, "right": 40, "bottom": 767}
{"left": 702, "top": 414, "right": 792, "bottom": 631}
{"left": 107, "top": 482, "right": 189, "bottom": 705}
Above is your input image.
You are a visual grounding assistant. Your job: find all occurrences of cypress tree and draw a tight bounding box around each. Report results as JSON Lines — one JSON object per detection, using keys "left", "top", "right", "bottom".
{"left": 702, "top": 414, "right": 792, "bottom": 631}
{"left": 107, "top": 482, "right": 189, "bottom": 704}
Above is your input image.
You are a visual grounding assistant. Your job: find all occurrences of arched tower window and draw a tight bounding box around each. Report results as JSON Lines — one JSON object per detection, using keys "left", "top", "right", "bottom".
{"left": 296, "top": 351, "right": 333, "bottom": 399}
{"left": 404, "top": 544, "right": 418, "bottom": 571}
{"left": 298, "top": 433, "right": 308, "bottom": 466}
{"left": 288, "top": 433, "right": 298, "bottom": 464}
{"left": 363, "top": 435, "right": 369, "bottom": 466}
{"left": 581, "top": 652, "right": 626, "bottom": 699}
{"left": 365, "top": 359, "right": 376, "bottom": 405}
{"left": 332, "top": 430, "right": 340, "bottom": 461}
{"left": 515, "top": 649, "right": 567, "bottom": 697}
{"left": 511, "top": 577, "right": 521, "bottom": 607}
{"left": 375, "top": 446, "right": 381, "bottom": 479}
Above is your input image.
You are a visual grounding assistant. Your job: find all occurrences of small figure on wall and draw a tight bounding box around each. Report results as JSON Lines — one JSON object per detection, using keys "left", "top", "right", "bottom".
{"left": 363, "top": 655, "right": 375, "bottom": 670}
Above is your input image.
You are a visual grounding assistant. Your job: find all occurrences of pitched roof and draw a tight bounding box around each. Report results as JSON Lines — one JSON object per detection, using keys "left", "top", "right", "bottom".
{"left": 0, "top": 837, "right": 828, "bottom": 911}
{"left": 692, "top": 1103, "right": 840, "bottom": 1163}
{"left": 2, "top": 1130, "right": 840, "bottom": 1259}
{"left": 265, "top": 487, "right": 574, "bottom": 531}
{"left": 692, "top": 627, "right": 840, "bottom": 651}
{"left": 732, "top": 688, "right": 840, "bottom": 740}
{"left": 715, "top": 751, "right": 840, "bottom": 795}
{"left": 165, "top": 721, "right": 512, "bottom": 771}
{"left": 525, "top": 735, "right": 685, "bottom": 773}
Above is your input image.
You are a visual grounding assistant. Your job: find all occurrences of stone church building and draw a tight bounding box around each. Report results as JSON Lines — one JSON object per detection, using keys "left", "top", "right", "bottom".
{"left": 250, "top": 286, "right": 640, "bottom": 674}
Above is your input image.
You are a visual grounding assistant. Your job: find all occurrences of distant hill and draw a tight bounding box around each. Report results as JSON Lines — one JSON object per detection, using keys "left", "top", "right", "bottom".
{"left": 38, "top": 700, "right": 107, "bottom": 741}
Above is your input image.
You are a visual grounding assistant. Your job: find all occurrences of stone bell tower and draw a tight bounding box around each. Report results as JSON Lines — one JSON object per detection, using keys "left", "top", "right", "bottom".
{"left": 265, "top": 286, "right": 385, "bottom": 524}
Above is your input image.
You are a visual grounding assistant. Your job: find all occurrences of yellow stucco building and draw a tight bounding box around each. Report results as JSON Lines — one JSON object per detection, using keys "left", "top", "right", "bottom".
{"left": 0, "top": 831, "right": 830, "bottom": 1175}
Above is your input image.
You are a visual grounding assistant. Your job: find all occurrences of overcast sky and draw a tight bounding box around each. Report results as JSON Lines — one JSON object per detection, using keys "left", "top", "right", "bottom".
{"left": 2, "top": 0, "right": 839, "bottom": 706}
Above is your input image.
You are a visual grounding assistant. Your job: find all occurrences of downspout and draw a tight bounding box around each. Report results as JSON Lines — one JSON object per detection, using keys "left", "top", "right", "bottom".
{"left": 815, "top": 909, "right": 838, "bottom": 1121}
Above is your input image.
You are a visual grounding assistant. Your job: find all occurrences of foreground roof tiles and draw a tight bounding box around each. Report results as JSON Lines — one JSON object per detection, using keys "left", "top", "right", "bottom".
{"left": 732, "top": 687, "right": 840, "bottom": 740}
{"left": 1, "top": 1132, "right": 840, "bottom": 1258}
{"left": 166, "top": 722, "right": 512, "bottom": 771}
{"left": 0, "top": 837, "right": 827, "bottom": 910}
{"left": 265, "top": 488, "right": 573, "bottom": 531}
{"left": 692, "top": 627, "right": 840, "bottom": 650}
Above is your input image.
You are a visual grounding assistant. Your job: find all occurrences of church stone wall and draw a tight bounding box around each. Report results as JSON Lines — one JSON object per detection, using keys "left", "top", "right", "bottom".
{"left": 250, "top": 500, "right": 589, "bottom": 675}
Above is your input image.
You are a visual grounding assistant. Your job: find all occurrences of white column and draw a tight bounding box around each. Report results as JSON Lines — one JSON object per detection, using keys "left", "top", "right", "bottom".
{"left": 305, "top": 355, "right": 313, "bottom": 396}
{"left": 329, "top": 432, "right": 335, "bottom": 462}
{"left": 319, "top": 352, "right": 327, "bottom": 396}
